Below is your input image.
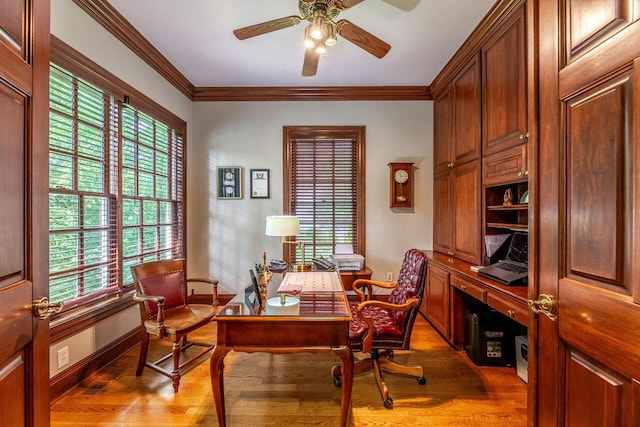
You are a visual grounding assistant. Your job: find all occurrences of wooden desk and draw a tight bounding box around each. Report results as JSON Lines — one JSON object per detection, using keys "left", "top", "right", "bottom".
{"left": 210, "top": 271, "right": 353, "bottom": 427}
{"left": 339, "top": 266, "right": 373, "bottom": 291}
{"left": 422, "top": 251, "right": 528, "bottom": 348}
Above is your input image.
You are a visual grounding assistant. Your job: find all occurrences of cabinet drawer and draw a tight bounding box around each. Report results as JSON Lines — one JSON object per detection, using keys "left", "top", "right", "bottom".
{"left": 483, "top": 144, "right": 527, "bottom": 187}
{"left": 450, "top": 275, "right": 486, "bottom": 303}
{"left": 486, "top": 291, "right": 528, "bottom": 326}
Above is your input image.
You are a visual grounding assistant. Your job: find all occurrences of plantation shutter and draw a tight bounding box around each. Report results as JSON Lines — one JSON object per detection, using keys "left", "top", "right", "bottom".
{"left": 289, "top": 138, "right": 359, "bottom": 260}
{"left": 48, "top": 65, "right": 120, "bottom": 309}
{"left": 120, "top": 105, "right": 185, "bottom": 286}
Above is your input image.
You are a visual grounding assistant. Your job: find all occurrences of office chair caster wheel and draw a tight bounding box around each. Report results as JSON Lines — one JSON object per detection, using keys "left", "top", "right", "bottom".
{"left": 417, "top": 376, "right": 427, "bottom": 385}
{"left": 383, "top": 398, "right": 394, "bottom": 409}
{"left": 333, "top": 376, "right": 342, "bottom": 387}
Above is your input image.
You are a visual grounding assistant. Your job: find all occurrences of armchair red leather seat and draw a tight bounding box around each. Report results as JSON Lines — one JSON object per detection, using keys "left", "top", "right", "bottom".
{"left": 332, "top": 249, "right": 428, "bottom": 408}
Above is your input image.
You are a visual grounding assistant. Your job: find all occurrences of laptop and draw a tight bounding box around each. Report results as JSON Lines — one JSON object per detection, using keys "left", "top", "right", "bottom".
{"left": 478, "top": 232, "right": 528, "bottom": 285}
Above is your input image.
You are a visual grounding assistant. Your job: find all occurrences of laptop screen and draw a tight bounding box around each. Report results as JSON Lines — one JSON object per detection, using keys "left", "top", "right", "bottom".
{"left": 505, "top": 232, "right": 528, "bottom": 264}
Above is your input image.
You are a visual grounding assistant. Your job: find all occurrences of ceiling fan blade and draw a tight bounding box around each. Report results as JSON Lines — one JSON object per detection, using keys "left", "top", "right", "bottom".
{"left": 336, "top": 20, "right": 391, "bottom": 58}
{"left": 334, "top": 0, "right": 367, "bottom": 8}
{"left": 302, "top": 48, "right": 320, "bottom": 77}
{"left": 233, "top": 16, "right": 302, "bottom": 40}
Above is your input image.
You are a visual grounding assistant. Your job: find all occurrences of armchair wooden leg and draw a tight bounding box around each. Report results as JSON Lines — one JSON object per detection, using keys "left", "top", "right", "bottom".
{"left": 136, "top": 331, "right": 150, "bottom": 376}
{"left": 171, "top": 336, "right": 184, "bottom": 392}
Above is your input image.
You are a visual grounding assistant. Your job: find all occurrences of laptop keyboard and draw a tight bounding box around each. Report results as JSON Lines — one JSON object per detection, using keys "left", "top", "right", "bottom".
{"left": 498, "top": 262, "right": 527, "bottom": 274}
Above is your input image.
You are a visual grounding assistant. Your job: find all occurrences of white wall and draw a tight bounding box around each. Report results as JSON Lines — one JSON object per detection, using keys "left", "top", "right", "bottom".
{"left": 188, "top": 101, "right": 433, "bottom": 295}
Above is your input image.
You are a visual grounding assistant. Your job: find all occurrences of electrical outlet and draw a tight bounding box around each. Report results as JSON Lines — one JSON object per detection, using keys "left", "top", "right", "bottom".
{"left": 57, "top": 346, "right": 69, "bottom": 369}
{"left": 386, "top": 272, "right": 393, "bottom": 282}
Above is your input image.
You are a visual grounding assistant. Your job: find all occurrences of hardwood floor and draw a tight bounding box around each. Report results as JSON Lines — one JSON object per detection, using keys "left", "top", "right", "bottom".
{"left": 50, "top": 315, "right": 527, "bottom": 426}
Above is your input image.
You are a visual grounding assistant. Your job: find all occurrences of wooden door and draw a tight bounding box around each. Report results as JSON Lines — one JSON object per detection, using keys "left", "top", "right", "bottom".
{"left": 535, "top": 0, "right": 640, "bottom": 425}
{"left": 0, "top": 0, "right": 50, "bottom": 425}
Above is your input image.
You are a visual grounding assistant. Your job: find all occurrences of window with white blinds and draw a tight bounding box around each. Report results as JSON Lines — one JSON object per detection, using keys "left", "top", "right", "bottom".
{"left": 48, "top": 64, "right": 184, "bottom": 314}
{"left": 284, "top": 127, "right": 365, "bottom": 262}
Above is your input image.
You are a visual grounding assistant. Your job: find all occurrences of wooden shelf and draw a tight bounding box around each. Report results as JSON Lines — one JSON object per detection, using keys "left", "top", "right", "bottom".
{"left": 487, "top": 222, "right": 528, "bottom": 230}
{"left": 487, "top": 204, "right": 528, "bottom": 211}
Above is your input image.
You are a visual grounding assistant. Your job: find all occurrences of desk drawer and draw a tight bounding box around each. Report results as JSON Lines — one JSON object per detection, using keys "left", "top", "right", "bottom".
{"left": 486, "top": 291, "right": 528, "bottom": 326}
{"left": 450, "top": 275, "right": 486, "bottom": 303}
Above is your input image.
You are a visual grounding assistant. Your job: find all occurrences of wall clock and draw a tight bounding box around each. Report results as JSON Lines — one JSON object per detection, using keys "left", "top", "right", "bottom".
{"left": 389, "top": 162, "right": 414, "bottom": 208}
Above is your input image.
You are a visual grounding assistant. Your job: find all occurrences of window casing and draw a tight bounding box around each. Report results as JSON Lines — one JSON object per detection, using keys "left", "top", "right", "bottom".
{"left": 48, "top": 39, "right": 186, "bottom": 328}
{"left": 283, "top": 126, "right": 365, "bottom": 262}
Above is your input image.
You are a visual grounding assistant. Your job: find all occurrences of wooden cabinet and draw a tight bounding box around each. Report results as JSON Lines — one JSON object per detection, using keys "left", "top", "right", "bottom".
{"left": 483, "top": 144, "right": 528, "bottom": 187}
{"left": 481, "top": 3, "right": 528, "bottom": 156}
{"left": 433, "top": 160, "right": 481, "bottom": 265}
{"left": 422, "top": 263, "right": 450, "bottom": 340}
{"left": 434, "top": 54, "right": 481, "bottom": 174}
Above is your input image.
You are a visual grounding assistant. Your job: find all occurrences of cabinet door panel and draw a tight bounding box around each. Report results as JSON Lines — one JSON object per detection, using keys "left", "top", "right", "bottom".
{"left": 433, "top": 171, "right": 453, "bottom": 255}
{"left": 483, "top": 144, "right": 527, "bottom": 187}
{"left": 453, "top": 161, "right": 481, "bottom": 264}
{"left": 425, "top": 264, "right": 450, "bottom": 338}
{"left": 482, "top": 6, "right": 527, "bottom": 156}
{"left": 453, "top": 54, "right": 481, "bottom": 165}
{"left": 434, "top": 88, "right": 454, "bottom": 174}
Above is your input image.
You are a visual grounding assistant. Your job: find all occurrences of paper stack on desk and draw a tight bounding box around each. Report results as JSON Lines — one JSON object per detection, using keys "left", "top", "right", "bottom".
{"left": 278, "top": 271, "right": 342, "bottom": 293}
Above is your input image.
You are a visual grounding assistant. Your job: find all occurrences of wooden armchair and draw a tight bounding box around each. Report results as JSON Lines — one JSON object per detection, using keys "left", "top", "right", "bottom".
{"left": 332, "top": 249, "right": 427, "bottom": 408}
{"left": 131, "top": 258, "right": 219, "bottom": 392}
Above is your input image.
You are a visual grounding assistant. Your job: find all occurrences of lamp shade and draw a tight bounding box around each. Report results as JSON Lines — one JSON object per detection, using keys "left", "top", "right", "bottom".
{"left": 265, "top": 215, "right": 300, "bottom": 237}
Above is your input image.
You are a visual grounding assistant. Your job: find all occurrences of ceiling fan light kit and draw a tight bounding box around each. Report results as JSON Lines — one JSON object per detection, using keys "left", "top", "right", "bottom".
{"left": 233, "top": 0, "right": 398, "bottom": 76}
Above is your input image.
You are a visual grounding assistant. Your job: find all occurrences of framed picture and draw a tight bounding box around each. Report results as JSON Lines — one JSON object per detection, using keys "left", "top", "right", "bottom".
{"left": 250, "top": 169, "right": 270, "bottom": 199}
{"left": 217, "top": 166, "right": 242, "bottom": 199}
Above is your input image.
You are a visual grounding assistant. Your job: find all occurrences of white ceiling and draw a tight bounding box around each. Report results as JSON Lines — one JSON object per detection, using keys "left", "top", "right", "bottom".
{"left": 106, "top": 0, "right": 496, "bottom": 87}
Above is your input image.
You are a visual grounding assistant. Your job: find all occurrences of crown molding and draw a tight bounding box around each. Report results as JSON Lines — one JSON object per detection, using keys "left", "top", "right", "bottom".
{"left": 72, "top": 0, "right": 194, "bottom": 99}
{"left": 192, "top": 86, "right": 431, "bottom": 101}
{"left": 72, "top": 0, "right": 431, "bottom": 102}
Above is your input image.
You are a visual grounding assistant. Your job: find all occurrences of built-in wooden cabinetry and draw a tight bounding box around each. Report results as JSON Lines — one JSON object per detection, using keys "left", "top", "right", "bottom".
{"left": 428, "top": 0, "right": 530, "bottom": 364}
{"left": 433, "top": 0, "right": 528, "bottom": 266}
{"left": 432, "top": 54, "right": 482, "bottom": 265}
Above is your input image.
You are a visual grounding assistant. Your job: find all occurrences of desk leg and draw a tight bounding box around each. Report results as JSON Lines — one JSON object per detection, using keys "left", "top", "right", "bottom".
{"left": 334, "top": 346, "right": 354, "bottom": 427}
{"left": 210, "top": 345, "right": 229, "bottom": 427}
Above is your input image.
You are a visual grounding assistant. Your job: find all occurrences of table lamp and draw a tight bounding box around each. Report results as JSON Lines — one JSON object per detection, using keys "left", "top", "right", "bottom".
{"left": 265, "top": 215, "right": 311, "bottom": 272}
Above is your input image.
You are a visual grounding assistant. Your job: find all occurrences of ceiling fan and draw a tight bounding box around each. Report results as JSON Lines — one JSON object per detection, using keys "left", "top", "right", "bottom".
{"left": 233, "top": 0, "right": 394, "bottom": 77}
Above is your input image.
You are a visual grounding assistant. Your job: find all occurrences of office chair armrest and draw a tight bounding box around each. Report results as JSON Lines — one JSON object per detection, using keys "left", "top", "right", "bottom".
{"left": 187, "top": 277, "right": 220, "bottom": 306}
{"left": 355, "top": 297, "right": 420, "bottom": 353}
{"left": 352, "top": 279, "right": 397, "bottom": 302}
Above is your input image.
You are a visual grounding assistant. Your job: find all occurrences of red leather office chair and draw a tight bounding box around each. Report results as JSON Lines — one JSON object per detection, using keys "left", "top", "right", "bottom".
{"left": 332, "top": 249, "right": 428, "bottom": 408}
{"left": 131, "top": 258, "right": 219, "bottom": 392}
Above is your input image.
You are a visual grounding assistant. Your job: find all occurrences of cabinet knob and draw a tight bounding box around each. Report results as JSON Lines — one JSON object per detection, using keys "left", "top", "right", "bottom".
{"left": 518, "top": 172, "right": 523, "bottom": 177}
{"left": 460, "top": 285, "right": 467, "bottom": 291}
{"left": 524, "top": 170, "right": 529, "bottom": 177}
{"left": 447, "top": 251, "right": 454, "bottom": 256}
{"left": 519, "top": 132, "right": 529, "bottom": 141}
{"left": 507, "top": 309, "right": 516, "bottom": 318}
{"left": 447, "top": 162, "right": 455, "bottom": 169}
